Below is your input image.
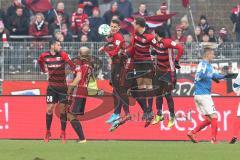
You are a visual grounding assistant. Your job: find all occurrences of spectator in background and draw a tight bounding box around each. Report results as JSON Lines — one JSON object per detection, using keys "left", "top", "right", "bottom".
{"left": 7, "top": 0, "right": 29, "bottom": 19}
{"left": 71, "top": 4, "right": 89, "bottom": 34}
{"left": 80, "top": 34, "right": 89, "bottom": 42}
{"left": 156, "top": 2, "right": 168, "bottom": 15}
{"left": 199, "top": 15, "right": 209, "bottom": 34}
{"left": 0, "top": 9, "right": 6, "bottom": 24}
{"left": 103, "top": 2, "right": 123, "bottom": 24}
{"left": 61, "top": 23, "right": 73, "bottom": 42}
{"left": 47, "top": 1, "right": 71, "bottom": 27}
{"left": 156, "top": 2, "right": 171, "bottom": 37}
{"left": 29, "top": 13, "right": 49, "bottom": 37}
{"left": 77, "top": 23, "right": 94, "bottom": 41}
{"left": 133, "top": 3, "right": 148, "bottom": 17}
{"left": 181, "top": 15, "right": 193, "bottom": 37}
{"left": 194, "top": 26, "right": 202, "bottom": 42}
{"left": 208, "top": 27, "right": 217, "bottom": 43}
{"left": 79, "top": 0, "right": 99, "bottom": 16}
{"left": 54, "top": 30, "right": 65, "bottom": 42}
{"left": 186, "top": 35, "right": 194, "bottom": 43}
{"left": 230, "top": 4, "right": 240, "bottom": 43}
{"left": 201, "top": 34, "right": 210, "bottom": 43}
{"left": 49, "top": 14, "right": 64, "bottom": 35}
{"left": 89, "top": 7, "right": 105, "bottom": 42}
{"left": 6, "top": 7, "right": 29, "bottom": 35}
{"left": 117, "top": 0, "right": 133, "bottom": 18}
{"left": 218, "top": 28, "right": 233, "bottom": 57}
{"left": 218, "top": 28, "right": 232, "bottom": 43}
{"left": 172, "top": 25, "right": 186, "bottom": 44}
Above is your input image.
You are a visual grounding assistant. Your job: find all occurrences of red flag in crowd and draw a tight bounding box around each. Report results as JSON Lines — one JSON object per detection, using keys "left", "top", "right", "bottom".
{"left": 24, "top": 0, "right": 53, "bottom": 13}
{"left": 121, "top": 13, "right": 176, "bottom": 33}
{"left": 182, "top": 0, "right": 190, "bottom": 8}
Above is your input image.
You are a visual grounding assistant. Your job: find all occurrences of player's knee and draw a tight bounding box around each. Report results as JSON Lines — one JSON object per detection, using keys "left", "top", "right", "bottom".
{"left": 67, "top": 113, "right": 77, "bottom": 121}
{"left": 47, "top": 110, "right": 53, "bottom": 115}
{"left": 59, "top": 104, "right": 67, "bottom": 114}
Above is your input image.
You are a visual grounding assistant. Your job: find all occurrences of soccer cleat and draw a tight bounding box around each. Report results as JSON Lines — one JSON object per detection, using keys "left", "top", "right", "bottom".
{"left": 106, "top": 113, "right": 120, "bottom": 124}
{"left": 44, "top": 130, "right": 51, "bottom": 143}
{"left": 144, "top": 111, "right": 154, "bottom": 128}
{"left": 167, "top": 117, "right": 175, "bottom": 128}
{"left": 60, "top": 131, "right": 66, "bottom": 144}
{"left": 187, "top": 131, "right": 198, "bottom": 143}
{"left": 152, "top": 115, "right": 164, "bottom": 125}
{"left": 142, "top": 112, "right": 148, "bottom": 121}
{"left": 229, "top": 137, "right": 238, "bottom": 144}
{"left": 77, "top": 139, "right": 87, "bottom": 144}
{"left": 109, "top": 120, "right": 120, "bottom": 132}
{"left": 109, "top": 114, "right": 132, "bottom": 132}
{"left": 211, "top": 137, "right": 218, "bottom": 144}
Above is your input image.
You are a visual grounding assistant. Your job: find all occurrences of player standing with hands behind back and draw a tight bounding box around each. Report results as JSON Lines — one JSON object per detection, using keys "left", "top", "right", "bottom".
{"left": 38, "top": 39, "right": 75, "bottom": 143}
{"left": 187, "top": 47, "right": 235, "bottom": 144}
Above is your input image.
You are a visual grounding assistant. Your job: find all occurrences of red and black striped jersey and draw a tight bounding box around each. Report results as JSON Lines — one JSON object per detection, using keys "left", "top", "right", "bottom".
{"left": 38, "top": 51, "right": 75, "bottom": 88}
{"left": 152, "top": 38, "right": 184, "bottom": 72}
{"left": 130, "top": 30, "right": 154, "bottom": 61}
{"left": 72, "top": 59, "right": 93, "bottom": 97}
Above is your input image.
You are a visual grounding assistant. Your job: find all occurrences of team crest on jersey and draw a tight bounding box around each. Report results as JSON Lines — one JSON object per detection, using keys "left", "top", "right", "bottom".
{"left": 56, "top": 57, "right": 62, "bottom": 61}
{"left": 141, "top": 38, "right": 147, "bottom": 43}
{"left": 159, "top": 42, "right": 164, "bottom": 48}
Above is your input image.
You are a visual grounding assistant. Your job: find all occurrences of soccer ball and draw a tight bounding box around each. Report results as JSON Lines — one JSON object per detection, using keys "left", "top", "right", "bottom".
{"left": 98, "top": 24, "right": 111, "bottom": 36}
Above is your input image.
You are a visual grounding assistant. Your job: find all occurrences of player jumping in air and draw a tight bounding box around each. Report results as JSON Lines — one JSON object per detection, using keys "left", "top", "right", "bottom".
{"left": 67, "top": 47, "right": 93, "bottom": 143}
{"left": 99, "top": 19, "right": 131, "bottom": 130}
{"left": 129, "top": 17, "right": 155, "bottom": 127}
{"left": 187, "top": 47, "right": 234, "bottom": 144}
{"left": 38, "top": 39, "right": 75, "bottom": 143}
{"left": 151, "top": 26, "right": 184, "bottom": 128}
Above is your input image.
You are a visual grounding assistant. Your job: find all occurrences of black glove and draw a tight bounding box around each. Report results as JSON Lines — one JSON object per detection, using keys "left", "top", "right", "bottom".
{"left": 224, "top": 73, "right": 238, "bottom": 79}
{"left": 175, "top": 60, "right": 181, "bottom": 69}
{"left": 212, "top": 78, "right": 220, "bottom": 83}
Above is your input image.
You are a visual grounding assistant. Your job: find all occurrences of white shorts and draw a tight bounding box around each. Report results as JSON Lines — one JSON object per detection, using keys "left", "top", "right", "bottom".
{"left": 194, "top": 95, "right": 217, "bottom": 115}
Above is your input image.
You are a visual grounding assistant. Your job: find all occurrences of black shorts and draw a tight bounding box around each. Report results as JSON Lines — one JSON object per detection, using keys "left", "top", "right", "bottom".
{"left": 134, "top": 61, "right": 154, "bottom": 78}
{"left": 69, "top": 97, "right": 86, "bottom": 115}
{"left": 153, "top": 71, "right": 176, "bottom": 94}
{"left": 46, "top": 86, "right": 68, "bottom": 104}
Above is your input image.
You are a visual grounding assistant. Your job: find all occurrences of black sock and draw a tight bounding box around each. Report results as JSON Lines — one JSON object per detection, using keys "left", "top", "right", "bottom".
{"left": 70, "top": 119, "right": 85, "bottom": 140}
{"left": 156, "top": 96, "right": 163, "bottom": 116}
{"left": 46, "top": 113, "right": 53, "bottom": 130}
{"left": 136, "top": 98, "right": 147, "bottom": 112}
{"left": 148, "top": 97, "right": 153, "bottom": 112}
{"left": 121, "top": 94, "right": 129, "bottom": 115}
{"left": 166, "top": 94, "right": 175, "bottom": 118}
{"left": 60, "top": 113, "right": 67, "bottom": 131}
{"left": 113, "top": 91, "right": 121, "bottom": 115}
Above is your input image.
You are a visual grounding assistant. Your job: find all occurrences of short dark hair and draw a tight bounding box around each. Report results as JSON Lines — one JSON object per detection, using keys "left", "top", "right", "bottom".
{"left": 111, "top": 19, "right": 120, "bottom": 26}
{"left": 135, "top": 17, "right": 146, "bottom": 28}
{"left": 155, "top": 26, "right": 166, "bottom": 38}
{"left": 49, "top": 39, "right": 60, "bottom": 48}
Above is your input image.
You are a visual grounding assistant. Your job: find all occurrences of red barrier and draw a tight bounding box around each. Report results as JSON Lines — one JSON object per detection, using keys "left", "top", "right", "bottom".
{"left": 0, "top": 96, "right": 239, "bottom": 141}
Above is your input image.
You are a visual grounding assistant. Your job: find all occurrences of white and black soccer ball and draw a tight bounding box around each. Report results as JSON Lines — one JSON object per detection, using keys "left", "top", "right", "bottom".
{"left": 98, "top": 24, "right": 111, "bottom": 36}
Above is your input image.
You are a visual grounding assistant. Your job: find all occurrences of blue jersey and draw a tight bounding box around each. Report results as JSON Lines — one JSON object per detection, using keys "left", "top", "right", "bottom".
{"left": 194, "top": 60, "right": 225, "bottom": 95}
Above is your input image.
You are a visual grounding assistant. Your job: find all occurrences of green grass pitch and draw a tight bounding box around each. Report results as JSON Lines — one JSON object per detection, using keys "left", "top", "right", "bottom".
{"left": 0, "top": 140, "right": 240, "bottom": 160}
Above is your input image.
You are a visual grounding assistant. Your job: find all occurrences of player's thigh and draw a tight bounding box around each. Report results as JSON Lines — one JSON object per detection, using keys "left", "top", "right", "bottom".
{"left": 46, "top": 87, "right": 58, "bottom": 105}
{"left": 195, "top": 95, "right": 216, "bottom": 115}
{"left": 46, "top": 104, "right": 55, "bottom": 114}
{"left": 143, "top": 78, "right": 152, "bottom": 88}
{"left": 194, "top": 95, "right": 207, "bottom": 115}
{"left": 202, "top": 95, "right": 216, "bottom": 115}
{"left": 136, "top": 77, "right": 144, "bottom": 85}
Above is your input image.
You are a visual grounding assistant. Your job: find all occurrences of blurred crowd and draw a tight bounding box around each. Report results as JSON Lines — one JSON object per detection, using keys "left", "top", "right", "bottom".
{"left": 0, "top": 0, "right": 239, "bottom": 45}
